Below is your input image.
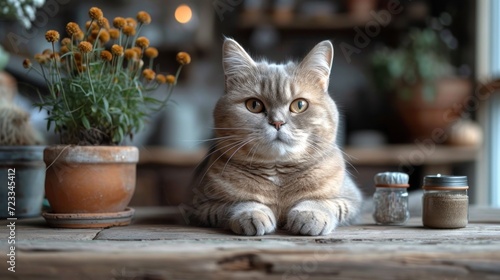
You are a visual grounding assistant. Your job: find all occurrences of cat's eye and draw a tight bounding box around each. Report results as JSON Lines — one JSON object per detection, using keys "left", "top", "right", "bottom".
{"left": 290, "top": 99, "right": 309, "bottom": 113}
{"left": 245, "top": 98, "right": 265, "bottom": 113}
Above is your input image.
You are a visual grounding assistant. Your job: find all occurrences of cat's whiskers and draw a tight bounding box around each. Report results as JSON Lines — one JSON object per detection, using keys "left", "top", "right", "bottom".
{"left": 185, "top": 135, "right": 237, "bottom": 144}
{"left": 308, "top": 135, "right": 359, "bottom": 174}
{"left": 335, "top": 147, "right": 358, "bottom": 175}
{"left": 192, "top": 136, "right": 245, "bottom": 181}
{"left": 182, "top": 135, "right": 241, "bottom": 150}
{"left": 304, "top": 136, "right": 331, "bottom": 157}
{"left": 221, "top": 137, "right": 258, "bottom": 175}
{"left": 212, "top": 127, "right": 254, "bottom": 131}
{"left": 247, "top": 141, "right": 261, "bottom": 168}
{"left": 197, "top": 138, "right": 251, "bottom": 186}
{"left": 190, "top": 136, "right": 241, "bottom": 171}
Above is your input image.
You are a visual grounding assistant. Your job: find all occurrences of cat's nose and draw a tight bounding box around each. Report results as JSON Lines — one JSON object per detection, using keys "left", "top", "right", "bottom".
{"left": 270, "top": 121, "right": 285, "bottom": 131}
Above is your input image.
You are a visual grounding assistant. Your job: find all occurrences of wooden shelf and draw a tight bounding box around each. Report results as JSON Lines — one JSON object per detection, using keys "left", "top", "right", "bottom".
{"left": 138, "top": 147, "right": 206, "bottom": 166}
{"left": 238, "top": 12, "right": 372, "bottom": 30}
{"left": 344, "top": 144, "right": 479, "bottom": 166}
{"left": 138, "top": 145, "right": 478, "bottom": 167}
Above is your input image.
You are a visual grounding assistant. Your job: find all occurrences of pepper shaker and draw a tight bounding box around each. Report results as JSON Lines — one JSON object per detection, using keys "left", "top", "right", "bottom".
{"left": 422, "top": 175, "right": 469, "bottom": 229}
{"left": 373, "top": 172, "right": 410, "bottom": 225}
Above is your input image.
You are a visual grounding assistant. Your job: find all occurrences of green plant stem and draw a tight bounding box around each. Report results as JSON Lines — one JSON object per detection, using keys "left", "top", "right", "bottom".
{"left": 85, "top": 53, "right": 96, "bottom": 103}
{"left": 157, "top": 65, "right": 183, "bottom": 111}
{"left": 131, "top": 23, "right": 143, "bottom": 49}
{"left": 84, "top": 19, "right": 94, "bottom": 40}
{"left": 93, "top": 28, "right": 103, "bottom": 50}
{"left": 51, "top": 42, "right": 66, "bottom": 96}
{"left": 107, "top": 56, "right": 118, "bottom": 90}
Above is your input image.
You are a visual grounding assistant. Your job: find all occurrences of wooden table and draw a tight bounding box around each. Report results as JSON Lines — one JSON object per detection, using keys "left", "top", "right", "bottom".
{"left": 1, "top": 207, "right": 500, "bottom": 279}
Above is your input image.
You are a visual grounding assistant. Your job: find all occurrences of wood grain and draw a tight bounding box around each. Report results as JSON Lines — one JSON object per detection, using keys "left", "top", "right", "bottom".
{"left": 1, "top": 207, "right": 499, "bottom": 279}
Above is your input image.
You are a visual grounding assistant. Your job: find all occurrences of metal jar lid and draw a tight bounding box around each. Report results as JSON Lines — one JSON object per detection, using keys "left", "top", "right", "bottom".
{"left": 423, "top": 175, "right": 468, "bottom": 189}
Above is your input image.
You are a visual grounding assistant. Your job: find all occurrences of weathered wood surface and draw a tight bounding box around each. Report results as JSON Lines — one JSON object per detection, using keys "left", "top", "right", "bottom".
{"left": 1, "top": 207, "right": 500, "bottom": 280}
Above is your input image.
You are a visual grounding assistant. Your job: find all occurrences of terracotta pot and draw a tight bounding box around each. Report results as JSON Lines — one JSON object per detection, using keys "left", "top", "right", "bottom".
{"left": 44, "top": 146, "right": 138, "bottom": 213}
{"left": 394, "top": 78, "right": 471, "bottom": 141}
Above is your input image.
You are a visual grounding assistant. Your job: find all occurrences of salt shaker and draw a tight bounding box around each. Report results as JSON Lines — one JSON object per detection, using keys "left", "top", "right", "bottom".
{"left": 422, "top": 175, "right": 469, "bottom": 229}
{"left": 373, "top": 172, "right": 410, "bottom": 225}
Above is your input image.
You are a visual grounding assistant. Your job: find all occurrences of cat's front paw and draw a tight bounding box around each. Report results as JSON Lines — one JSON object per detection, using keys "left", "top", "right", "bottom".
{"left": 228, "top": 203, "right": 276, "bottom": 236}
{"left": 286, "top": 207, "right": 337, "bottom": 236}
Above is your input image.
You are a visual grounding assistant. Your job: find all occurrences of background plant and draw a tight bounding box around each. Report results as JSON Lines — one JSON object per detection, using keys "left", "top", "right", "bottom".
{"left": 371, "top": 27, "right": 455, "bottom": 102}
{"left": 0, "top": 0, "right": 45, "bottom": 29}
{"left": 23, "top": 7, "right": 190, "bottom": 145}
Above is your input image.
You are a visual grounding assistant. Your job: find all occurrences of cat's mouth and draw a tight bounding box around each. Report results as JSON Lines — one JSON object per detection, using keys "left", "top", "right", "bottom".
{"left": 273, "top": 132, "right": 293, "bottom": 145}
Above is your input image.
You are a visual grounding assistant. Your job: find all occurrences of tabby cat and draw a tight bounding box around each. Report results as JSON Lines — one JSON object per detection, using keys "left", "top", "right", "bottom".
{"left": 189, "top": 39, "right": 362, "bottom": 236}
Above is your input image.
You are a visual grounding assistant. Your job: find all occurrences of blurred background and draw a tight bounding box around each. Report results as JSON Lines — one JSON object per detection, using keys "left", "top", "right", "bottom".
{"left": 1, "top": 0, "right": 499, "bottom": 207}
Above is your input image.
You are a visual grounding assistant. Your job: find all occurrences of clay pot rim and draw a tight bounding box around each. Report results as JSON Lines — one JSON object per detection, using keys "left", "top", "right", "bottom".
{"left": 44, "top": 145, "right": 139, "bottom": 164}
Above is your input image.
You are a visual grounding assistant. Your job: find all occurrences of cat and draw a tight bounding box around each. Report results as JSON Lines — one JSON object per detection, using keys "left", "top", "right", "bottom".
{"left": 188, "top": 38, "right": 362, "bottom": 236}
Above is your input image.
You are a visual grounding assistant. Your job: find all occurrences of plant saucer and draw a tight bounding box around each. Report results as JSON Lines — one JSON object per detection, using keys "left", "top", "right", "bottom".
{"left": 42, "top": 207, "right": 135, "bottom": 229}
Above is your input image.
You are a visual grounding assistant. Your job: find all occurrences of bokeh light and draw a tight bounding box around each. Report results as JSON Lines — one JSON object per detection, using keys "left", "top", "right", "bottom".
{"left": 175, "top": 4, "right": 192, "bottom": 24}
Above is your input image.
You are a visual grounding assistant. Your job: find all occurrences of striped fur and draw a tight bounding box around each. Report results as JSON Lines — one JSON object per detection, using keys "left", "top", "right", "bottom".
{"left": 189, "top": 39, "right": 362, "bottom": 236}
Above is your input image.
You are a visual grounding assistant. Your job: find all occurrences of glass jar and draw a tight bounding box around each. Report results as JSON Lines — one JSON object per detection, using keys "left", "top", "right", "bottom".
{"left": 373, "top": 185, "right": 410, "bottom": 225}
{"left": 422, "top": 175, "right": 469, "bottom": 229}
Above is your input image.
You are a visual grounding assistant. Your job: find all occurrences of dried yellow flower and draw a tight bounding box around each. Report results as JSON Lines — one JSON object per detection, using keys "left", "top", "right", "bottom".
{"left": 135, "top": 36, "right": 149, "bottom": 48}
{"left": 166, "top": 74, "right": 176, "bottom": 84}
{"left": 45, "top": 30, "right": 60, "bottom": 43}
{"left": 109, "top": 29, "right": 120, "bottom": 40}
{"left": 78, "top": 41, "right": 93, "bottom": 53}
{"left": 123, "top": 26, "right": 136, "bottom": 36}
{"left": 89, "top": 7, "right": 103, "bottom": 21}
{"left": 60, "top": 46, "right": 70, "bottom": 55}
{"left": 132, "top": 47, "right": 142, "bottom": 56}
{"left": 42, "top": 49, "right": 52, "bottom": 55}
{"left": 142, "top": 69, "right": 155, "bottom": 81}
{"left": 34, "top": 53, "right": 47, "bottom": 64}
{"left": 66, "top": 22, "right": 81, "bottom": 37}
{"left": 111, "top": 44, "right": 124, "bottom": 56}
{"left": 90, "top": 30, "right": 99, "bottom": 40}
{"left": 124, "top": 49, "right": 136, "bottom": 60}
{"left": 176, "top": 52, "right": 191, "bottom": 65}
{"left": 97, "top": 17, "right": 110, "bottom": 29}
{"left": 113, "top": 17, "right": 126, "bottom": 29}
{"left": 50, "top": 53, "right": 60, "bottom": 62}
{"left": 61, "top": 37, "right": 71, "bottom": 46}
{"left": 85, "top": 20, "right": 98, "bottom": 30}
{"left": 98, "top": 30, "right": 110, "bottom": 44}
{"left": 22, "top": 59, "right": 32, "bottom": 69}
{"left": 74, "top": 52, "right": 82, "bottom": 62}
{"left": 75, "top": 31, "right": 84, "bottom": 41}
{"left": 136, "top": 11, "right": 151, "bottom": 24}
{"left": 100, "top": 50, "right": 112, "bottom": 61}
{"left": 126, "top": 17, "right": 137, "bottom": 27}
{"left": 144, "top": 47, "right": 158, "bottom": 58}
{"left": 156, "top": 74, "right": 166, "bottom": 84}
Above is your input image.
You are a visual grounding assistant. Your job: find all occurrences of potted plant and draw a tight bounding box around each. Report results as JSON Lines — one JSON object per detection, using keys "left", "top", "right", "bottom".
{"left": 371, "top": 26, "right": 471, "bottom": 141}
{"left": 0, "top": 0, "right": 46, "bottom": 220}
{"left": 22, "top": 7, "right": 190, "bottom": 228}
{"left": 0, "top": 44, "right": 46, "bottom": 219}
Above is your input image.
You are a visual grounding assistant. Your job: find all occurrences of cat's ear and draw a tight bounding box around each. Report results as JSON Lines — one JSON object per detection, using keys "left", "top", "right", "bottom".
{"left": 297, "top": 40, "right": 334, "bottom": 92}
{"left": 222, "top": 38, "right": 255, "bottom": 82}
